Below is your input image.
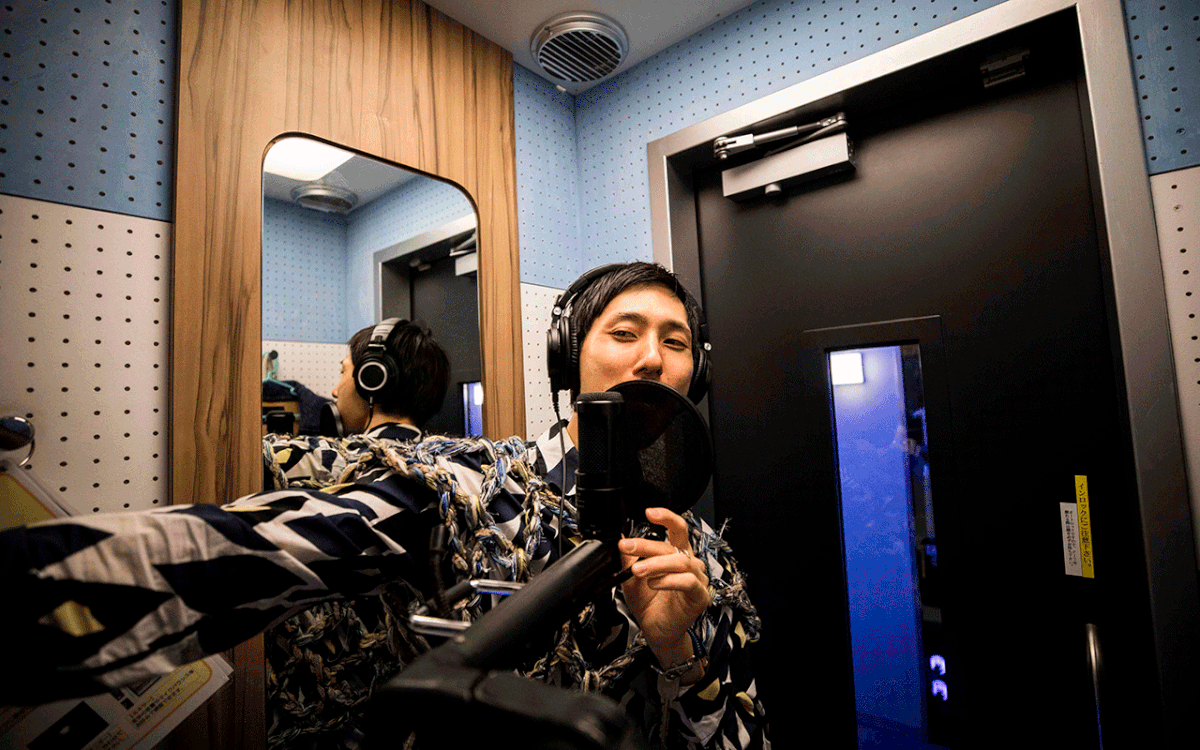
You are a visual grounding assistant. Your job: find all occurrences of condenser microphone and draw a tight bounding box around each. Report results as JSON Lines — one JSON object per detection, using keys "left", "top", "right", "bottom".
{"left": 318, "top": 402, "right": 345, "bottom": 438}
{"left": 574, "top": 391, "right": 625, "bottom": 542}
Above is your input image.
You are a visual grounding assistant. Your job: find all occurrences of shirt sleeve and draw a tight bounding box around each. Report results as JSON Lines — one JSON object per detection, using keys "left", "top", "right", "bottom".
{"left": 0, "top": 471, "right": 443, "bottom": 705}
{"left": 667, "top": 516, "right": 771, "bottom": 749}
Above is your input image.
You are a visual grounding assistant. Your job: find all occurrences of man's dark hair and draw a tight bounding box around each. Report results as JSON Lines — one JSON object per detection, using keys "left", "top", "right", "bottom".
{"left": 567, "top": 262, "right": 704, "bottom": 399}
{"left": 347, "top": 320, "right": 450, "bottom": 427}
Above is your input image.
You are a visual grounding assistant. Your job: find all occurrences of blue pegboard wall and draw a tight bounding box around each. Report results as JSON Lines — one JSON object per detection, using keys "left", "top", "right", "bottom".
{"left": 552, "top": 0, "right": 1197, "bottom": 269}
{"left": 0, "top": 0, "right": 177, "bottom": 221}
{"left": 1125, "top": 1, "right": 1199, "bottom": 175}
{"left": 514, "top": 63, "right": 584, "bottom": 288}
{"left": 261, "top": 198, "right": 348, "bottom": 344}
{"left": 573, "top": 0, "right": 1011, "bottom": 268}
{"left": 344, "top": 175, "right": 475, "bottom": 337}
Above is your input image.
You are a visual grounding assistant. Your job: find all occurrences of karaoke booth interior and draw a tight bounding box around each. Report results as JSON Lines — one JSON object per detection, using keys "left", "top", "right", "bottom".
{"left": 1, "top": 0, "right": 1197, "bottom": 748}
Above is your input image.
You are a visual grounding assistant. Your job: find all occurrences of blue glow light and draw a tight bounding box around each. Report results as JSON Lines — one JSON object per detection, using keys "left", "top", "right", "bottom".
{"left": 929, "top": 655, "right": 946, "bottom": 675}
{"left": 932, "top": 680, "right": 948, "bottom": 701}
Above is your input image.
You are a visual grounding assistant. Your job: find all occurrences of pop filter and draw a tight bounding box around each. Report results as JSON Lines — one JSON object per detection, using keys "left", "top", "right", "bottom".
{"left": 608, "top": 380, "right": 712, "bottom": 518}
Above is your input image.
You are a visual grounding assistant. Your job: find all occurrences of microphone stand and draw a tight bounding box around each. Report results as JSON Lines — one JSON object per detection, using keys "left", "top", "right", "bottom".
{"left": 366, "top": 393, "right": 647, "bottom": 750}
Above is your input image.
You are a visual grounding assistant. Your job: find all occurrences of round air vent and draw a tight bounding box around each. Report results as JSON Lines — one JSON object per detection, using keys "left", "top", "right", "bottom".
{"left": 531, "top": 12, "right": 628, "bottom": 85}
{"left": 291, "top": 184, "right": 358, "bottom": 214}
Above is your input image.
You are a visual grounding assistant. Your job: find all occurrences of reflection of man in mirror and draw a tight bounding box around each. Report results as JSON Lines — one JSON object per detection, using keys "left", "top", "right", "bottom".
{"left": 0, "top": 264, "right": 768, "bottom": 749}
{"left": 264, "top": 319, "right": 450, "bottom": 489}
{"left": 334, "top": 319, "right": 451, "bottom": 436}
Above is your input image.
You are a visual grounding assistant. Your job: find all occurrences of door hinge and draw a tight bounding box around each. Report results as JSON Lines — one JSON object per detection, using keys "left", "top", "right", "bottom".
{"left": 981, "top": 48, "right": 1030, "bottom": 89}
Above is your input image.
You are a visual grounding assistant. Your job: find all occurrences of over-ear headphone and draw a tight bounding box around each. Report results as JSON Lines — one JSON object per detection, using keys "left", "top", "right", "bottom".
{"left": 355, "top": 318, "right": 403, "bottom": 403}
{"left": 547, "top": 264, "right": 712, "bottom": 404}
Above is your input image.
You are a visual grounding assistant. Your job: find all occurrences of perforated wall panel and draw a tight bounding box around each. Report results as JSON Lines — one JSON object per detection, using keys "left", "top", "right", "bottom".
{"left": 0, "top": 193, "right": 169, "bottom": 514}
{"left": 1150, "top": 166, "right": 1200, "bottom": 531}
{"left": 262, "top": 198, "right": 348, "bottom": 344}
{"left": 262, "top": 339, "right": 345, "bottom": 399}
{"left": 522, "top": 282, "right": 572, "bottom": 436}
{"left": 514, "top": 64, "right": 584, "bottom": 288}
{"left": 1125, "top": 2, "right": 1200, "bottom": 174}
{"left": 0, "top": 0, "right": 178, "bottom": 221}
{"left": 551, "top": 0, "right": 1198, "bottom": 269}
{"left": 346, "top": 178, "right": 474, "bottom": 338}
{"left": 573, "top": 0, "right": 1013, "bottom": 267}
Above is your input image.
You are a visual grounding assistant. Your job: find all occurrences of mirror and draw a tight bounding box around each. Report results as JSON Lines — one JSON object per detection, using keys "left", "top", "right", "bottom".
{"left": 261, "top": 135, "right": 481, "bottom": 438}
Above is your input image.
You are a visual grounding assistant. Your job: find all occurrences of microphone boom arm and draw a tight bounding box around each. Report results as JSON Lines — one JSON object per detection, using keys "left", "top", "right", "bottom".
{"left": 367, "top": 539, "right": 643, "bottom": 749}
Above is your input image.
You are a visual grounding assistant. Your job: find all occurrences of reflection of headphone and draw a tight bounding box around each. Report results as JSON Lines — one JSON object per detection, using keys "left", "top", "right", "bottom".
{"left": 547, "top": 264, "right": 712, "bottom": 404}
{"left": 355, "top": 318, "right": 403, "bottom": 403}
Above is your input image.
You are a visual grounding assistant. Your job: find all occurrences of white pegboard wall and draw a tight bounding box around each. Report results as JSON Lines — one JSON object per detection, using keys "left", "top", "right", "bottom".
{"left": 262, "top": 339, "right": 345, "bottom": 400}
{"left": 1150, "top": 167, "right": 1200, "bottom": 538}
{"left": 522, "top": 282, "right": 572, "bottom": 437}
{"left": 0, "top": 194, "right": 169, "bottom": 514}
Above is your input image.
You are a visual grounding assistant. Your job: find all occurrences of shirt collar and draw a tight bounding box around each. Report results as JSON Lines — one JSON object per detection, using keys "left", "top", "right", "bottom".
{"left": 364, "top": 422, "right": 421, "bottom": 442}
{"left": 534, "top": 419, "right": 577, "bottom": 497}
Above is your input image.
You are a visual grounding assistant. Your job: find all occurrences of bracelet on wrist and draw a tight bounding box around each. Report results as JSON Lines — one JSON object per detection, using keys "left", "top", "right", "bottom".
{"left": 651, "top": 628, "right": 708, "bottom": 681}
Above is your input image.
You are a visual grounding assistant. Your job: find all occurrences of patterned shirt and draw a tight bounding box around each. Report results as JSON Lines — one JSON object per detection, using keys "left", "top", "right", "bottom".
{"left": 529, "top": 420, "right": 770, "bottom": 750}
{"left": 0, "top": 422, "right": 768, "bottom": 749}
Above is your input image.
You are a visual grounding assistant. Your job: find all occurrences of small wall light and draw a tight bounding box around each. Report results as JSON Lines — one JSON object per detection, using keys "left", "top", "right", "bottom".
{"left": 830, "top": 351, "right": 865, "bottom": 385}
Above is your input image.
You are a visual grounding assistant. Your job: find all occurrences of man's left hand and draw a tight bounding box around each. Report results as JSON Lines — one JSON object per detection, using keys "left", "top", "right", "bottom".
{"left": 617, "top": 506, "right": 711, "bottom": 676}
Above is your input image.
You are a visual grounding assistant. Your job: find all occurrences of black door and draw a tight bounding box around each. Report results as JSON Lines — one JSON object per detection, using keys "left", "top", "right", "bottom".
{"left": 693, "top": 33, "right": 1158, "bottom": 749}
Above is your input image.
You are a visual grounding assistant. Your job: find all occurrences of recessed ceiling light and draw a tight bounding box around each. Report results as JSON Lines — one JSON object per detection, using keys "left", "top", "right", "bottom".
{"left": 264, "top": 137, "right": 355, "bottom": 182}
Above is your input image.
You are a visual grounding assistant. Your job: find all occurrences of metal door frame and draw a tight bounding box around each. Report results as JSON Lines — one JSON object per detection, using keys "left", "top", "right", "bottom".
{"left": 646, "top": 0, "right": 1198, "bottom": 741}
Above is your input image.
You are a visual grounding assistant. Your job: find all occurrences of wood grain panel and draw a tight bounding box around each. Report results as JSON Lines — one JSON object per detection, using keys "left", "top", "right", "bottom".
{"left": 170, "top": 1, "right": 523, "bottom": 747}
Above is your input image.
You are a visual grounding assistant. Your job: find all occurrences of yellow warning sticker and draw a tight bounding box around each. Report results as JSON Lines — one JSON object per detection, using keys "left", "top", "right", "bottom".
{"left": 1075, "top": 475, "right": 1095, "bottom": 578}
{"left": 1061, "top": 476, "right": 1096, "bottom": 578}
{"left": 0, "top": 472, "right": 58, "bottom": 531}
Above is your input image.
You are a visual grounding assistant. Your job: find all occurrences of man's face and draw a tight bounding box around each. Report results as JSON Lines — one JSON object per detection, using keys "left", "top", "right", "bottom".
{"left": 577, "top": 283, "right": 694, "bottom": 397}
{"left": 332, "top": 355, "right": 369, "bottom": 433}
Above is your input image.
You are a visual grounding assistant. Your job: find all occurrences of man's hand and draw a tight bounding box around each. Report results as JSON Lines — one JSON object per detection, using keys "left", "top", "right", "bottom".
{"left": 617, "top": 506, "right": 711, "bottom": 679}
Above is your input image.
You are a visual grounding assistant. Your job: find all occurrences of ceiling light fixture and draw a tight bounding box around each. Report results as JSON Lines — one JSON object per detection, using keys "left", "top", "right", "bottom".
{"left": 290, "top": 183, "right": 358, "bottom": 214}
{"left": 264, "top": 137, "right": 355, "bottom": 182}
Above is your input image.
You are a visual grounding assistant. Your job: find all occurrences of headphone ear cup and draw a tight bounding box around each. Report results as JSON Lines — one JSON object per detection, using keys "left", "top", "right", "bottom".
{"left": 546, "top": 326, "right": 565, "bottom": 394}
{"left": 687, "top": 346, "right": 710, "bottom": 404}
{"left": 567, "top": 318, "right": 581, "bottom": 395}
{"left": 355, "top": 353, "right": 398, "bottom": 402}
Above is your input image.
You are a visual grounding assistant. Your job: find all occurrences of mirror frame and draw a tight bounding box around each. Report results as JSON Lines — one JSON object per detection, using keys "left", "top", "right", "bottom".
{"left": 260, "top": 138, "right": 484, "bottom": 438}
{"left": 171, "top": 2, "right": 523, "bottom": 746}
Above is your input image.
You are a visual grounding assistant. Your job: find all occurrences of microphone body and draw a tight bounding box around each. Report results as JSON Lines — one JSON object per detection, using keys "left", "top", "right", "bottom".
{"left": 318, "top": 402, "right": 345, "bottom": 438}
{"left": 574, "top": 392, "right": 625, "bottom": 542}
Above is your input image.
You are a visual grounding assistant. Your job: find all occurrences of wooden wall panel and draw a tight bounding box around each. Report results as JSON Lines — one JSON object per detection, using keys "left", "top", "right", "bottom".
{"left": 170, "top": 1, "right": 523, "bottom": 747}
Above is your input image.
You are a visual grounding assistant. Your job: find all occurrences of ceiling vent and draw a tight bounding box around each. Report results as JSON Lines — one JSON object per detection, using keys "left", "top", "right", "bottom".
{"left": 531, "top": 12, "right": 628, "bottom": 87}
{"left": 291, "top": 183, "right": 358, "bottom": 214}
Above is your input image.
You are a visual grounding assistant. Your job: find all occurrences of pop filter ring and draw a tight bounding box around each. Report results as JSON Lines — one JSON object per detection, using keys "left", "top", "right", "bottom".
{"left": 608, "top": 379, "right": 713, "bottom": 518}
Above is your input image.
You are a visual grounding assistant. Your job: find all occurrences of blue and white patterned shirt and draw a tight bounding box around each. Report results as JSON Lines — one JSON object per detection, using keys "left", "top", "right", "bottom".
{"left": 0, "top": 421, "right": 768, "bottom": 749}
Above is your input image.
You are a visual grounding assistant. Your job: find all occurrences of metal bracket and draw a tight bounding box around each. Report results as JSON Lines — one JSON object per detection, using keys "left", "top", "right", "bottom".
{"left": 409, "top": 579, "right": 526, "bottom": 637}
{"left": 714, "top": 112, "right": 847, "bottom": 160}
{"left": 981, "top": 48, "right": 1030, "bottom": 89}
